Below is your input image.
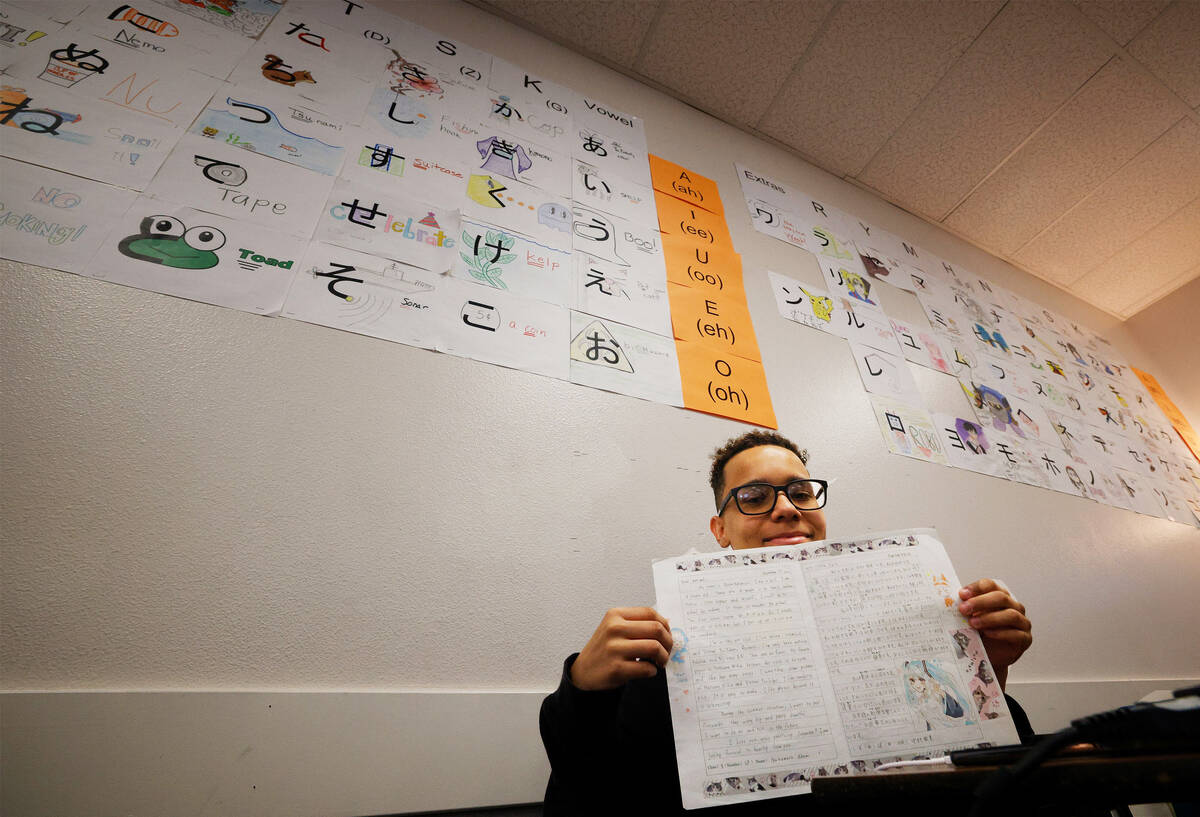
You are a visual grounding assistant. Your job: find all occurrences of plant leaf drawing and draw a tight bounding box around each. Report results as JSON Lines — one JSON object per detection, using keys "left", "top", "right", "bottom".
{"left": 459, "top": 229, "right": 515, "bottom": 289}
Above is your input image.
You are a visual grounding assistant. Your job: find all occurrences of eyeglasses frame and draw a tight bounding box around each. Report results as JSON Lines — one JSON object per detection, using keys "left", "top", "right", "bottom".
{"left": 716, "top": 478, "right": 829, "bottom": 516}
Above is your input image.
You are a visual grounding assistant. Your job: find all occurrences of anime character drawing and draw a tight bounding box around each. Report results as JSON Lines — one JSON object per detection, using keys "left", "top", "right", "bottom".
{"left": 956, "top": 419, "right": 989, "bottom": 454}
{"left": 971, "top": 383, "right": 1024, "bottom": 438}
{"left": 843, "top": 270, "right": 875, "bottom": 305}
{"left": 902, "top": 659, "right": 972, "bottom": 731}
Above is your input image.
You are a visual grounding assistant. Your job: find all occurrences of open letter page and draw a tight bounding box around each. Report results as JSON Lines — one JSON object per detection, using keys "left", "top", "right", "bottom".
{"left": 653, "top": 529, "right": 1019, "bottom": 809}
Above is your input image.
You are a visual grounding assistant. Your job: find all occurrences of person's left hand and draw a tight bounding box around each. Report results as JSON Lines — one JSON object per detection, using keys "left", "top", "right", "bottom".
{"left": 958, "top": 578, "right": 1032, "bottom": 690}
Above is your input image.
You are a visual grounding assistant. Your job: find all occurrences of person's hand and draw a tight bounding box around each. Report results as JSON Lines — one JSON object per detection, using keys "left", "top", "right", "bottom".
{"left": 569, "top": 607, "right": 673, "bottom": 691}
{"left": 958, "top": 579, "right": 1031, "bottom": 690}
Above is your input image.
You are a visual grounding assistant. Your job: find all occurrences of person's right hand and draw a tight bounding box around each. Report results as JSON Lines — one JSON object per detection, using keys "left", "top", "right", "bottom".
{"left": 569, "top": 607, "right": 673, "bottom": 691}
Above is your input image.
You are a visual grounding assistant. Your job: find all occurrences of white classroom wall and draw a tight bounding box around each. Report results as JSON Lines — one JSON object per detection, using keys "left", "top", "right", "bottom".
{"left": 2, "top": 2, "right": 1198, "bottom": 815}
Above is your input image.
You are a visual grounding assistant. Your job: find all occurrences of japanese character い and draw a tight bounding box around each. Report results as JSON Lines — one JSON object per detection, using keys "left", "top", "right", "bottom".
{"left": 476, "top": 136, "right": 532, "bottom": 179}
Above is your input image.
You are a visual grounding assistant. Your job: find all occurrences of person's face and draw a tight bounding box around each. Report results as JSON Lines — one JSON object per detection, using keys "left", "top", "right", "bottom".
{"left": 965, "top": 426, "right": 980, "bottom": 445}
{"left": 908, "top": 675, "right": 926, "bottom": 695}
{"left": 709, "top": 445, "right": 827, "bottom": 550}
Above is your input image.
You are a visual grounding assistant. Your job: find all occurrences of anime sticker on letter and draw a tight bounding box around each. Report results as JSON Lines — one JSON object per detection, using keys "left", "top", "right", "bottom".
{"left": 902, "top": 659, "right": 973, "bottom": 730}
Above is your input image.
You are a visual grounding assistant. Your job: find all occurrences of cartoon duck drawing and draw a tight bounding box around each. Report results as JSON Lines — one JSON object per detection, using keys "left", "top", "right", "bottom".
{"left": 261, "top": 55, "right": 315, "bottom": 86}
{"left": 117, "top": 215, "right": 226, "bottom": 270}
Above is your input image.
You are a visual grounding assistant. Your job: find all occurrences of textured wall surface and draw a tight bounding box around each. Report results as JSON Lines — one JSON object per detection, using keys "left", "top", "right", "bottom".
{"left": 2, "top": 1, "right": 1198, "bottom": 814}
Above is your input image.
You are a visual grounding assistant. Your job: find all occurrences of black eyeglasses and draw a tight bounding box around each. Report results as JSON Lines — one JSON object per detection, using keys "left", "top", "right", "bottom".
{"left": 717, "top": 479, "right": 828, "bottom": 515}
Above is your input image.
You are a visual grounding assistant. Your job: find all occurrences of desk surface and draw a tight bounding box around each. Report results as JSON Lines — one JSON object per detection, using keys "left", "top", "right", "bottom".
{"left": 809, "top": 753, "right": 1200, "bottom": 815}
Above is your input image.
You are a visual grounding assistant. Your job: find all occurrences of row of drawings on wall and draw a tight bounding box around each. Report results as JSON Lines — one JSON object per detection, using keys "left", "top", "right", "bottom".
{"left": 737, "top": 165, "right": 1200, "bottom": 528}
{"left": 0, "top": 0, "right": 771, "bottom": 426}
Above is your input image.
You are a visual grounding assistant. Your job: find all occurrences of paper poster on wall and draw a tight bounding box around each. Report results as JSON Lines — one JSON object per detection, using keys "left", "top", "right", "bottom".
{"left": 960, "top": 379, "right": 1059, "bottom": 449}
{"left": 995, "top": 436, "right": 1050, "bottom": 490}
{"left": 571, "top": 122, "right": 650, "bottom": 187}
{"left": 462, "top": 172, "right": 570, "bottom": 250}
{"left": 850, "top": 342, "right": 922, "bottom": 405}
{"left": 572, "top": 252, "right": 671, "bottom": 337}
{"left": 572, "top": 95, "right": 647, "bottom": 156}
{"left": 568, "top": 311, "right": 682, "bottom": 407}
{"left": 766, "top": 271, "right": 838, "bottom": 335}
{"left": 0, "top": 81, "right": 180, "bottom": 189}
{"left": 1112, "top": 466, "right": 1170, "bottom": 519}
{"left": 316, "top": 178, "right": 458, "bottom": 272}
{"left": 3, "top": 28, "right": 221, "bottom": 127}
{"left": 225, "top": 20, "right": 373, "bottom": 120}
{"left": 820, "top": 256, "right": 883, "bottom": 316}
{"left": 478, "top": 83, "right": 573, "bottom": 151}
{"left": 655, "top": 193, "right": 734, "bottom": 255}
{"left": 933, "top": 413, "right": 1005, "bottom": 477}
{"left": 160, "top": 0, "right": 281, "bottom": 37}
{"left": 648, "top": 154, "right": 723, "bottom": 215}
{"left": 571, "top": 158, "right": 656, "bottom": 226}
{"left": 570, "top": 203, "right": 663, "bottom": 273}
{"left": 1024, "top": 440, "right": 1092, "bottom": 499}
{"left": 0, "top": 4, "right": 63, "bottom": 72}
{"left": 829, "top": 296, "right": 900, "bottom": 354}
{"left": 0, "top": 156, "right": 137, "bottom": 274}
{"left": 69, "top": 0, "right": 252, "bottom": 74}
{"left": 488, "top": 55, "right": 577, "bottom": 124}
{"left": 189, "top": 87, "right": 348, "bottom": 176}
{"left": 869, "top": 396, "right": 947, "bottom": 466}
{"left": 745, "top": 196, "right": 811, "bottom": 251}
{"left": 1133, "top": 367, "right": 1200, "bottom": 462}
{"left": 280, "top": 241, "right": 448, "bottom": 350}
{"left": 662, "top": 235, "right": 742, "bottom": 295}
{"left": 438, "top": 276, "right": 569, "bottom": 380}
{"left": 889, "top": 318, "right": 957, "bottom": 375}
{"left": 676, "top": 339, "right": 775, "bottom": 428}
{"left": 853, "top": 242, "right": 905, "bottom": 286}
{"left": 448, "top": 125, "right": 570, "bottom": 197}
{"left": 84, "top": 201, "right": 302, "bottom": 315}
{"left": 452, "top": 217, "right": 571, "bottom": 305}
{"left": 337, "top": 125, "right": 469, "bottom": 208}
{"left": 668, "top": 284, "right": 761, "bottom": 362}
{"left": 331, "top": 8, "right": 493, "bottom": 97}
{"left": 144, "top": 132, "right": 335, "bottom": 239}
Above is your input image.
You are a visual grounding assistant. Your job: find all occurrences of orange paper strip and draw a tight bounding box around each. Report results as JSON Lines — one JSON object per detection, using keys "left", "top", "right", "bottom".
{"left": 655, "top": 192, "right": 735, "bottom": 253}
{"left": 662, "top": 234, "right": 743, "bottom": 294}
{"left": 668, "top": 283, "right": 760, "bottom": 362}
{"left": 648, "top": 154, "right": 724, "bottom": 215}
{"left": 677, "top": 339, "right": 777, "bottom": 428}
{"left": 1132, "top": 367, "right": 1200, "bottom": 463}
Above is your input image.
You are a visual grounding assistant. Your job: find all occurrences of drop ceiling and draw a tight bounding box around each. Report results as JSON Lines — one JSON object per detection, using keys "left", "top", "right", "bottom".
{"left": 467, "top": 0, "right": 1200, "bottom": 320}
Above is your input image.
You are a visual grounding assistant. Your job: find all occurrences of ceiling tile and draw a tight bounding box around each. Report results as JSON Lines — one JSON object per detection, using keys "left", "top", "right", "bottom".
{"left": 1122, "top": 262, "right": 1200, "bottom": 317}
{"left": 1013, "top": 117, "right": 1200, "bottom": 283}
{"left": 856, "top": 0, "right": 1114, "bottom": 220}
{"left": 1069, "top": 197, "right": 1200, "bottom": 314}
{"left": 1071, "top": 0, "right": 1171, "bottom": 45}
{"left": 943, "top": 57, "right": 1183, "bottom": 254}
{"left": 478, "top": 0, "right": 663, "bottom": 66}
{"left": 1127, "top": 0, "right": 1200, "bottom": 107}
{"left": 756, "top": 0, "right": 1003, "bottom": 177}
{"left": 633, "top": 0, "right": 835, "bottom": 123}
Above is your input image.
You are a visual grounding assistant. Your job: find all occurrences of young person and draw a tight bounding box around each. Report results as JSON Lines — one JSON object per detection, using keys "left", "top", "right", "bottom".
{"left": 540, "top": 430, "right": 1034, "bottom": 813}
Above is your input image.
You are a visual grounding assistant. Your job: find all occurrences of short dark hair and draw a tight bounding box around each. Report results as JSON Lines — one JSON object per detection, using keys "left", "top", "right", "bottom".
{"left": 709, "top": 431, "right": 808, "bottom": 510}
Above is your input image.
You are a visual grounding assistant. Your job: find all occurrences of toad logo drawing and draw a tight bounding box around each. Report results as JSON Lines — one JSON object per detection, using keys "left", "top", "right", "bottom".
{"left": 118, "top": 215, "right": 226, "bottom": 269}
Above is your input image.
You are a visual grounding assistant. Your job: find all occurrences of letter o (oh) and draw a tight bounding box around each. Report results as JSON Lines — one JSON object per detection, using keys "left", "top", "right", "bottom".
{"left": 714, "top": 359, "right": 732, "bottom": 377}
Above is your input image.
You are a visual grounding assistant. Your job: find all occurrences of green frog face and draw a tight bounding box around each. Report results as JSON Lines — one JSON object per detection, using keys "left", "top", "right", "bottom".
{"left": 117, "top": 215, "right": 226, "bottom": 270}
